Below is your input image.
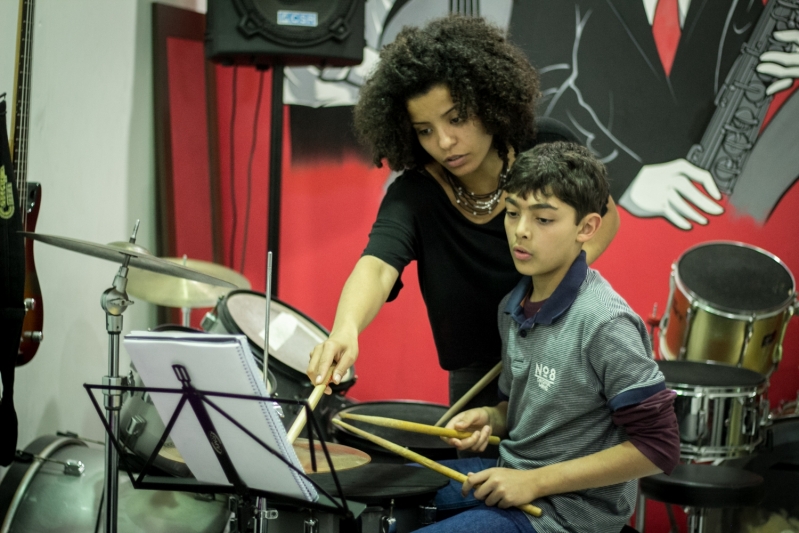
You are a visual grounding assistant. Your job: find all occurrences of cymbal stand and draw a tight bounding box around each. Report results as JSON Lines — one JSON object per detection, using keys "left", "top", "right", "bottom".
{"left": 100, "top": 220, "right": 139, "bottom": 533}
{"left": 254, "top": 250, "right": 273, "bottom": 533}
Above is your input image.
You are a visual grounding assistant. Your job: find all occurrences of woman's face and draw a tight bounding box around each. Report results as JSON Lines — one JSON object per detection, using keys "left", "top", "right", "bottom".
{"left": 406, "top": 84, "right": 495, "bottom": 179}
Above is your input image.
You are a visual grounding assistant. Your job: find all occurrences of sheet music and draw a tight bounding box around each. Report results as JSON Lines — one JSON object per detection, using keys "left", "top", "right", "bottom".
{"left": 124, "top": 331, "right": 317, "bottom": 502}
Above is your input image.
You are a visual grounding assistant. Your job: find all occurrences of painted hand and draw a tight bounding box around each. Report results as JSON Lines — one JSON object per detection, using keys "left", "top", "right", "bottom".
{"left": 462, "top": 468, "right": 538, "bottom": 509}
{"left": 757, "top": 30, "right": 799, "bottom": 96}
{"left": 619, "top": 159, "right": 723, "bottom": 230}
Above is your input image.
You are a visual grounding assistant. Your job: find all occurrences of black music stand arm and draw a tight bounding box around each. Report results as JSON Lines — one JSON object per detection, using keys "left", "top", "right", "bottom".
{"left": 172, "top": 364, "right": 248, "bottom": 494}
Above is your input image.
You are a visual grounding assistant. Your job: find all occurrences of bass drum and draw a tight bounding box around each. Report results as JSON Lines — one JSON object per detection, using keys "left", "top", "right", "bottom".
{"left": 330, "top": 401, "right": 458, "bottom": 462}
{"left": 202, "top": 290, "right": 355, "bottom": 438}
{"left": 0, "top": 435, "right": 229, "bottom": 533}
{"left": 659, "top": 241, "right": 796, "bottom": 375}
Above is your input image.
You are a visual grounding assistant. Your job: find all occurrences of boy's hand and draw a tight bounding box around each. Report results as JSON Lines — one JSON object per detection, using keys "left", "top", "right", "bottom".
{"left": 443, "top": 407, "right": 493, "bottom": 452}
{"left": 462, "top": 467, "right": 538, "bottom": 508}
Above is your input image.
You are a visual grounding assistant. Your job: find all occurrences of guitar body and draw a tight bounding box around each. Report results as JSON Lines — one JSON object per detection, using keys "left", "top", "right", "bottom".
{"left": 16, "top": 182, "right": 42, "bottom": 366}
{"left": 12, "top": 0, "right": 44, "bottom": 366}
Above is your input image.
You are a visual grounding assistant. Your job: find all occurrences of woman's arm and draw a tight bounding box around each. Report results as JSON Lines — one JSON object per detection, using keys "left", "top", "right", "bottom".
{"left": 584, "top": 195, "right": 620, "bottom": 264}
{"left": 307, "top": 255, "right": 399, "bottom": 388}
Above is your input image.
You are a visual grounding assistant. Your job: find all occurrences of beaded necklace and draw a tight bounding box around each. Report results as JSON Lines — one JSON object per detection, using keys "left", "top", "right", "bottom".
{"left": 443, "top": 162, "right": 509, "bottom": 216}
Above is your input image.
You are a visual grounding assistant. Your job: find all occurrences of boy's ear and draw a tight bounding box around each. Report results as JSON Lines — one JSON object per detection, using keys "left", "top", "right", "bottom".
{"left": 576, "top": 212, "right": 602, "bottom": 243}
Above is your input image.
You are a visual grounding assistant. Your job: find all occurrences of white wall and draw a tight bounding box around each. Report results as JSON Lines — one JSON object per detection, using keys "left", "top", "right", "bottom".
{"left": 0, "top": 0, "right": 205, "bottom": 479}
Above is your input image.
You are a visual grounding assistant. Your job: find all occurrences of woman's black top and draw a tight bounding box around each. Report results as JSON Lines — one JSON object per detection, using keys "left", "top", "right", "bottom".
{"left": 362, "top": 118, "right": 578, "bottom": 371}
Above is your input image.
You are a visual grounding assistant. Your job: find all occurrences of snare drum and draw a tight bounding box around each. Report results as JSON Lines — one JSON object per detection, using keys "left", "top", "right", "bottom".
{"left": 201, "top": 291, "right": 356, "bottom": 438}
{"left": 659, "top": 241, "right": 796, "bottom": 375}
{"left": 0, "top": 435, "right": 229, "bottom": 533}
{"left": 658, "top": 360, "right": 768, "bottom": 461}
{"left": 330, "top": 401, "right": 458, "bottom": 463}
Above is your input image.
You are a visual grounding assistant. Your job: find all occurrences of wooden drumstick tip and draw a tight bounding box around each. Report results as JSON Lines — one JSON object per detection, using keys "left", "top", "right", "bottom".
{"left": 286, "top": 364, "right": 336, "bottom": 444}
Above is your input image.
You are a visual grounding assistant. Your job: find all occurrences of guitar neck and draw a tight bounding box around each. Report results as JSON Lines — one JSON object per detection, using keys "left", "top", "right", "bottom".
{"left": 12, "top": 0, "right": 35, "bottom": 227}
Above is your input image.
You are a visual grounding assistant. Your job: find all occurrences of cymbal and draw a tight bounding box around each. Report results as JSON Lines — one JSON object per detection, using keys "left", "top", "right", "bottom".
{"left": 20, "top": 232, "right": 236, "bottom": 289}
{"left": 126, "top": 258, "right": 251, "bottom": 308}
{"left": 291, "top": 438, "right": 371, "bottom": 474}
{"left": 158, "top": 437, "right": 370, "bottom": 474}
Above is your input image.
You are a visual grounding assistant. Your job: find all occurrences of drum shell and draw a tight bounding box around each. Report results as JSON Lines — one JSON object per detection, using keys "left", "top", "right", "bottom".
{"left": 659, "top": 361, "right": 768, "bottom": 461}
{"left": 0, "top": 435, "right": 229, "bottom": 533}
{"left": 661, "top": 285, "right": 789, "bottom": 375}
{"left": 659, "top": 241, "right": 796, "bottom": 376}
{"left": 330, "top": 401, "right": 458, "bottom": 463}
{"left": 265, "top": 464, "right": 446, "bottom": 533}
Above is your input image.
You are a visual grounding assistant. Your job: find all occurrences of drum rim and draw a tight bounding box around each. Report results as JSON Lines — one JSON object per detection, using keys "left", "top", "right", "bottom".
{"left": 657, "top": 359, "right": 767, "bottom": 389}
{"left": 207, "top": 289, "right": 356, "bottom": 383}
{"left": 674, "top": 240, "right": 797, "bottom": 316}
{"left": 0, "top": 435, "right": 86, "bottom": 533}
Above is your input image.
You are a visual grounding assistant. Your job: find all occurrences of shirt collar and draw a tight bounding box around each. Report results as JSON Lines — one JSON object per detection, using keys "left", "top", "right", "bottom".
{"left": 504, "top": 251, "right": 588, "bottom": 328}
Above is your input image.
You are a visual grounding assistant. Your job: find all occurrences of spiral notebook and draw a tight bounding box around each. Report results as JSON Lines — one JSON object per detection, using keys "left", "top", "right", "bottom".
{"left": 123, "top": 330, "right": 317, "bottom": 502}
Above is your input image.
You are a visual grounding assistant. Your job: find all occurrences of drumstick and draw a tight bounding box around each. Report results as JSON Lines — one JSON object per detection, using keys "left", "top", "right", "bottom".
{"left": 340, "top": 412, "right": 501, "bottom": 446}
{"left": 331, "top": 419, "right": 542, "bottom": 518}
{"left": 286, "top": 365, "right": 336, "bottom": 444}
{"left": 435, "top": 362, "right": 502, "bottom": 427}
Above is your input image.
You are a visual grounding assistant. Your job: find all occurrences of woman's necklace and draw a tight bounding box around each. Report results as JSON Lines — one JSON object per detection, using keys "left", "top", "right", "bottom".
{"left": 443, "top": 162, "right": 509, "bottom": 216}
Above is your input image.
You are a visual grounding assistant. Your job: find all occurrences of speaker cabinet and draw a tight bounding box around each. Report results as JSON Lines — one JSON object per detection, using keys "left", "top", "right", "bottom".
{"left": 206, "top": 0, "right": 365, "bottom": 67}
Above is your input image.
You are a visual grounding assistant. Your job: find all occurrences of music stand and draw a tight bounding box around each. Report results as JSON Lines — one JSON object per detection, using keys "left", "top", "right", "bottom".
{"left": 85, "top": 331, "right": 364, "bottom": 532}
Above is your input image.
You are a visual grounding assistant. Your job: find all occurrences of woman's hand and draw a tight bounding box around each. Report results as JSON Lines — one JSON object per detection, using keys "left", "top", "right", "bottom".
{"left": 307, "top": 328, "right": 359, "bottom": 394}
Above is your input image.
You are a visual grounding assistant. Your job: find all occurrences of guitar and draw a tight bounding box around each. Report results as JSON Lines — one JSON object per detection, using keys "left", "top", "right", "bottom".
{"left": 13, "top": 0, "right": 44, "bottom": 366}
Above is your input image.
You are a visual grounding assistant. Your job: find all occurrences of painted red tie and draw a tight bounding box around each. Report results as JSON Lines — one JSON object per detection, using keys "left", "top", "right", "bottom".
{"left": 652, "top": 0, "right": 681, "bottom": 76}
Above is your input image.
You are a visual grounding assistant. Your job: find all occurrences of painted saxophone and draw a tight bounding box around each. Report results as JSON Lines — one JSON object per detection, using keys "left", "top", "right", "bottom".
{"left": 687, "top": 0, "right": 799, "bottom": 195}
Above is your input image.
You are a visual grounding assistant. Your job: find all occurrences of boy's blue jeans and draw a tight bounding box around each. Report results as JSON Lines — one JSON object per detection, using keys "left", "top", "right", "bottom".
{"left": 412, "top": 458, "right": 537, "bottom": 533}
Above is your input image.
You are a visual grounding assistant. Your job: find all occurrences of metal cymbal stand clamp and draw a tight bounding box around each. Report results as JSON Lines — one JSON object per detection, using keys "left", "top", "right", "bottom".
{"left": 99, "top": 220, "right": 138, "bottom": 533}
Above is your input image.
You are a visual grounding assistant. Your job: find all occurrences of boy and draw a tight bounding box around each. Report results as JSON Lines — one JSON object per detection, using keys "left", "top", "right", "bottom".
{"left": 417, "top": 142, "right": 680, "bottom": 533}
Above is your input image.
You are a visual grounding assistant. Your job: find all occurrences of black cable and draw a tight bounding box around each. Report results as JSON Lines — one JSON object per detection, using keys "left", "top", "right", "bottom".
{"left": 239, "top": 69, "right": 266, "bottom": 273}
{"left": 228, "top": 67, "right": 239, "bottom": 267}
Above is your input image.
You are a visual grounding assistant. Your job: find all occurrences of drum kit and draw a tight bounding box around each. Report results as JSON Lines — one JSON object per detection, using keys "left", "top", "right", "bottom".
{"left": 0, "top": 225, "right": 452, "bottom": 533}
{"left": 644, "top": 241, "right": 799, "bottom": 532}
{"left": 657, "top": 241, "right": 797, "bottom": 463}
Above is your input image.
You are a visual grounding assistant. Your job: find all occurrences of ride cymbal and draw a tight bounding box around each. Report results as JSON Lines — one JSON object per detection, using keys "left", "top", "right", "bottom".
{"left": 20, "top": 232, "right": 236, "bottom": 289}
{"left": 126, "top": 258, "right": 250, "bottom": 308}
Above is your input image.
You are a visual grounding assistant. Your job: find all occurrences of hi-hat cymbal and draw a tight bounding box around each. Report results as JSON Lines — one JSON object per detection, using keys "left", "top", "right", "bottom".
{"left": 126, "top": 258, "right": 250, "bottom": 308}
{"left": 20, "top": 232, "right": 236, "bottom": 289}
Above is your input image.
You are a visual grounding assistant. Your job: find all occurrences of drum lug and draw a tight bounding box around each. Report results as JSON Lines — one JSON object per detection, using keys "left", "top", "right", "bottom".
{"left": 303, "top": 515, "right": 319, "bottom": 533}
{"left": 200, "top": 310, "right": 217, "bottom": 331}
{"left": 381, "top": 498, "right": 398, "bottom": 533}
{"left": 125, "top": 415, "right": 147, "bottom": 443}
{"left": 418, "top": 502, "right": 437, "bottom": 526}
{"left": 63, "top": 460, "right": 85, "bottom": 476}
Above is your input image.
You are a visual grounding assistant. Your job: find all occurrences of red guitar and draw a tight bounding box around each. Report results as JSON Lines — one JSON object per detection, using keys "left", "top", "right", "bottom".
{"left": 13, "top": 0, "right": 44, "bottom": 365}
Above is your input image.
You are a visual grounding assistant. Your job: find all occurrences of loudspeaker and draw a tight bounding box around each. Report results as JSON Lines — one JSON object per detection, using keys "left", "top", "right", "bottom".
{"left": 205, "top": 0, "right": 365, "bottom": 67}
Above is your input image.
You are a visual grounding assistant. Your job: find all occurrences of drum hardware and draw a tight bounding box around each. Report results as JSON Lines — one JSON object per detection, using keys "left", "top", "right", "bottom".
{"left": 659, "top": 241, "right": 797, "bottom": 376}
{"left": 21, "top": 225, "right": 236, "bottom": 533}
{"left": 13, "top": 449, "right": 85, "bottom": 476}
{"left": 332, "top": 418, "right": 543, "bottom": 517}
{"left": 380, "top": 499, "right": 397, "bottom": 533}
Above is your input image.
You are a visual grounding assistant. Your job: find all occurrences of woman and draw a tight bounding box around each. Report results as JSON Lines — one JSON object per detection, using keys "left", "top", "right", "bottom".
{"left": 307, "top": 15, "right": 619, "bottom": 413}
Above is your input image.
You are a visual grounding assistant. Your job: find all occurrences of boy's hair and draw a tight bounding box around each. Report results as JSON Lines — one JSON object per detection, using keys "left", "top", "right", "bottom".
{"left": 353, "top": 14, "right": 539, "bottom": 171}
{"left": 504, "top": 142, "right": 609, "bottom": 223}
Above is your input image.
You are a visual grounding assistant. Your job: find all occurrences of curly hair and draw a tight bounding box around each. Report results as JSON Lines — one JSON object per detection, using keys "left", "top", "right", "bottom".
{"left": 353, "top": 15, "right": 540, "bottom": 170}
{"left": 504, "top": 142, "right": 610, "bottom": 223}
